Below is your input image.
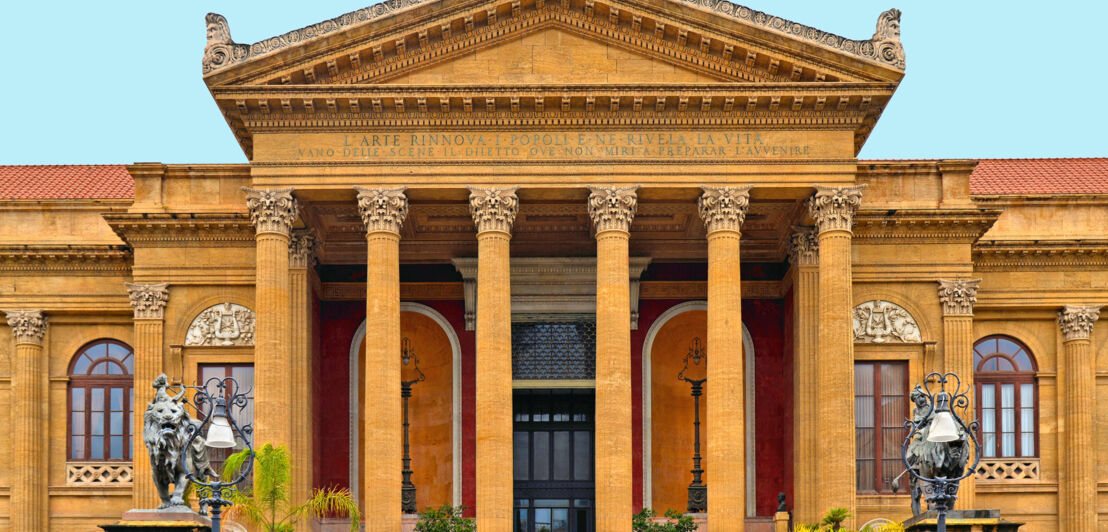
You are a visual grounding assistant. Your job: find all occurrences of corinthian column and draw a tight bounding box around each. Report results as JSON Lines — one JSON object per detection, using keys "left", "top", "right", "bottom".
{"left": 788, "top": 227, "right": 819, "bottom": 524}
{"left": 808, "top": 185, "right": 864, "bottom": 524}
{"left": 469, "top": 186, "right": 519, "bottom": 532}
{"left": 936, "top": 279, "right": 980, "bottom": 509}
{"left": 5, "top": 310, "right": 48, "bottom": 531}
{"left": 698, "top": 186, "right": 752, "bottom": 532}
{"left": 125, "top": 283, "right": 170, "bottom": 509}
{"left": 355, "top": 186, "right": 408, "bottom": 532}
{"left": 588, "top": 185, "right": 638, "bottom": 532}
{"left": 289, "top": 229, "right": 317, "bottom": 509}
{"left": 1058, "top": 305, "right": 1101, "bottom": 532}
{"left": 244, "top": 187, "right": 298, "bottom": 450}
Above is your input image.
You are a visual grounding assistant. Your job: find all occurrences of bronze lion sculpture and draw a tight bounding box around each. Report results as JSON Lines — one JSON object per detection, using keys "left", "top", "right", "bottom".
{"left": 143, "top": 374, "right": 219, "bottom": 509}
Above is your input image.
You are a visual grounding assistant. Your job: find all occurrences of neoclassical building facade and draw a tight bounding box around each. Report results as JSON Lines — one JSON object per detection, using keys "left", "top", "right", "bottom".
{"left": 1, "top": 0, "right": 1106, "bottom": 531}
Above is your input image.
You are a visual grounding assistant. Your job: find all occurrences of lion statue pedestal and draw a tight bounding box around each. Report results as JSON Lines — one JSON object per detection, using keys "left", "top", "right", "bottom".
{"left": 902, "top": 509, "right": 1022, "bottom": 532}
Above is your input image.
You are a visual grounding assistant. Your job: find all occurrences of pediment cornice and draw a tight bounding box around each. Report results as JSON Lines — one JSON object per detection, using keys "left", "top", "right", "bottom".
{"left": 104, "top": 213, "right": 255, "bottom": 248}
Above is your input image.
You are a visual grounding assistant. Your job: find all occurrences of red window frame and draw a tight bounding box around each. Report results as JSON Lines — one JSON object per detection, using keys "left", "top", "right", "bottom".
{"left": 854, "top": 361, "right": 909, "bottom": 494}
{"left": 67, "top": 339, "right": 134, "bottom": 461}
{"left": 974, "top": 335, "right": 1038, "bottom": 459}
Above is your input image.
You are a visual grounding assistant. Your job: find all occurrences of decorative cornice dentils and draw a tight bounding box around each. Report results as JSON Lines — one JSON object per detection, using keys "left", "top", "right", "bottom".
{"left": 289, "top": 228, "right": 319, "bottom": 268}
{"left": 354, "top": 186, "right": 409, "bottom": 234}
{"left": 788, "top": 226, "right": 819, "bottom": 266}
{"left": 697, "top": 185, "right": 753, "bottom": 234}
{"left": 243, "top": 187, "right": 299, "bottom": 236}
{"left": 468, "top": 186, "right": 520, "bottom": 235}
{"left": 587, "top": 185, "right": 639, "bottom": 234}
{"left": 125, "top": 283, "right": 170, "bottom": 320}
{"left": 4, "top": 310, "right": 47, "bottom": 345}
{"left": 808, "top": 184, "right": 865, "bottom": 234}
{"left": 937, "top": 279, "right": 981, "bottom": 316}
{"left": 1058, "top": 305, "right": 1101, "bottom": 341}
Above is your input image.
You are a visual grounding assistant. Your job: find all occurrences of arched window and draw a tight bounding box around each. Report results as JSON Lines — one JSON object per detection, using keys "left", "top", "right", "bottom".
{"left": 68, "top": 339, "right": 134, "bottom": 461}
{"left": 974, "top": 335, "right": 1037, "bottom": 458}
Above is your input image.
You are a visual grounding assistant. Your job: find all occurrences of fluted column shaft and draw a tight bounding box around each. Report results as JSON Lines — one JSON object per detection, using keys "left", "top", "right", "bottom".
{"left": 937, "top": 279, "right": 980, "bottom": 510}
{"left": 469, "top": 186, "right": 519, "bottom": 532}
{"left": 589, "top": 186, "right": 638, "bottom": 532}
{"left": 789, "top": 229, "right": 818, "bottom": 523}
{"left": 809, "top": 185, "right": 863, "bottom": 525}
{"left": 5, "top": 310, "right": 48, "bottom": 531}
{"left": 126, "top": 282, "right": 170, "bottom": 510}
{"left": 1059, "top": 305, "right": 1101, "bottom": 532}
{"left": 356, "top": 187, "right": 408, "bottom": 531}
{"left": 699, "top": 186, "right": 751, "bottom": 532}
{"left": 245, "top": 187, "right": 298, "bottom": 449}
{"left": 289, "top": 229, "right": 317, "bottom": 513}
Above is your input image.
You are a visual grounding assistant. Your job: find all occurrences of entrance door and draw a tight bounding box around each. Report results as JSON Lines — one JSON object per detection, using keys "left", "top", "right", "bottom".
{"left": 513, "top": 389, "right": 594, "bottom": 532}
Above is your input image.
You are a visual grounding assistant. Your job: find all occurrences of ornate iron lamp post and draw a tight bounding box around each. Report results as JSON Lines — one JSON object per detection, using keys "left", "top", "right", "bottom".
{"left": 401, "top": 336, "right": 426, "bottom": 514}
{"left": 901, "top": 372, "right": 981, "bottom": 532}
{"left": 182, "top": 376, "right": 254, "bottom": 532}
{"left": 679, "top": 337, "right": 707, "bottom": 513}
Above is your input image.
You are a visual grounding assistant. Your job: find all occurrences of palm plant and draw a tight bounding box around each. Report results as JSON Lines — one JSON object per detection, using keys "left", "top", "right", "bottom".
{"left": 221, "top": 443, "right": 360, "bottom": 532}
{"left": 820, "top": 507, "right": 852, "bottom": 531}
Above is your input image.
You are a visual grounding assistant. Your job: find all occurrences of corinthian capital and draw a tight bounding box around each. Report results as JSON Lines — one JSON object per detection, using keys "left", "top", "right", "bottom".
{"left": 788, "top": 226, "right": 819, "bottom": 266}
{"left": 808, "top": 184, "right": 865, "bottom": 233}
{"left": 125, "top": 282, "right": 170, "bottom": 319}
{"left": 468, "top": 186, "right": 520, "bottom": 234}
{"left": 587, "top": 185, "right": 639, "bottom": 234}
{"left": 937, "top": 279, "right": 981, "bottom": 316}
{"left": 698, "top": 185, "right": 753, "bottom": 234}
{"left": 289, "top": 228, "right": 318, "bottom": 268}
{"left": 1058, "top": 305, "right": 1102, "bottom": 341}
{"left": 354, "top": 186, "right": 409, "bottom": 234}
{"left": 4, "top": 310, "right": 47, "bottom": 345}
{"left": 243, "top": 187, "right": 299, "bottom": 236}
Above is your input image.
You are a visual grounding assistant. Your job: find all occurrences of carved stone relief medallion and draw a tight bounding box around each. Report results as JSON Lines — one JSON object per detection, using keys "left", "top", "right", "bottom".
{"left": 852, "top": 300, "right": 921, "bottom": 343}
{"left": 185, "top": 303, "right": 256, "bottom": 346}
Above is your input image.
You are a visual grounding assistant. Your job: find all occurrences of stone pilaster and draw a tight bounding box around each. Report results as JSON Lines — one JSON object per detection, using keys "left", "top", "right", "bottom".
{"left": 788, "top": 227, "right": 819, "bottom": 524}
{"left": 588, "top": 185, "right": 638, "bottom": 532}
{"left": 124, "top": 283, "right": 170, "bottom": 510}
{"left": 698, "top": 185, "right": 751, "bottom": 532}
{"left": 936, "top": 279, "right": 980, "bottom": 509}
{"left": 808, "top": 184, "right": 863, "bottom": 525}
{"left": 1058, "top": 305, "right": 1101, "bottom": 532}
{"left": 245, "top": 187, "right": 298, "bottom": 452}
{"left": 469, "top": 186, "right": 519, "bottom": 532}
{"left": 289, "top": 229, "right": 317, "bottom": 512}
{"left": 5, "top": 310, "right": 48, "bottom": 531}
{"left": 355, "top": 186, "right": 408, "bottom": 532}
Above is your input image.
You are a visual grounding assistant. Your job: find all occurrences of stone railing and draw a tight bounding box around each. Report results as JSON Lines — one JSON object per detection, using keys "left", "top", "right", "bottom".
{"left": 66, "top": 462, "right": 133, "bottom": 485}
{"left": 975, "top": 459, "right": 1040, "bottom": 481}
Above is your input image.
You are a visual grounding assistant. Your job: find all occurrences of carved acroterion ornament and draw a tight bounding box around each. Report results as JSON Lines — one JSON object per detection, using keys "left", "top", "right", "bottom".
{"left": 355, "top": 186, "right": 409, "bottom": 234}
{"left": 587, "top": 185, "right": 639, "bottom": 233}
{"left": 289, "top": 228, "right": 318, "bottom": 268}
{"left": 126, "top": 282, "right": 170, "bottom": 320}
{"left": 697, "top": 185, "right": 753, "bottom": 234}
{"left": 788, "top": 226, "right": 819, "bottom": 266}
{"left": 937, "top": 279, "right": 981, "bottom": 316}
{"left": 468, "top": 186, "right": 520, "bottom": 234}
{"left": 185, "top": 303, "right": 256, "bottom": 346}
{"left": 1058, "top": 305, "right": 1102, "bottom": 341}
{"left": 872, "top": 9, "right": 905, "bottom": 70}
{"left": 243, "top": 187, "right": 298, "bottom": 236}
{"left": 808, "top": 184, "right": 865, "bottom": 233}
{"left": 202, "top": 13, "right": 249, "bottom": 75}
{"left": 853, "top": 300, "right": 921, "bottom": 343}
{"left": 4, "top": 310, "right": 47, "bottom": 345}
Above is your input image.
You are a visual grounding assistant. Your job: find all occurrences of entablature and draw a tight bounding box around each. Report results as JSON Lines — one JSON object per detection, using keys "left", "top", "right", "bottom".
{"left": 973, "top": 239, "right": 1108, "bottom": 272}
{"left": 0, "top": 245, "right": 132, "bottom": 276}
{"left": 852, "top": 208, "right": 1002, "bottom": 244}
{"left": 103, "top": 213, "right": 255, "bottom": 248}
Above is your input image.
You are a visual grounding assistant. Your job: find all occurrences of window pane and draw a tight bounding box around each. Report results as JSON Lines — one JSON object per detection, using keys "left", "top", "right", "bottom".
{"left": 982, "top": 407, "right": 995, "bottom": 433}
{"left": 1021, "top": 384, "right": 1034, "bottom": 408}
{"left": 121, "top": 354, "right": 134, "bottom": 373}
{"left": 72, "top": 437, "right": 85, "bottom": 460}
{"left": 1002, "top": 433, "right": 1015, "bottom": 456}
{"left": 983, "top": 433, "right": 996, "bottom": 458}
{"left": 855, "top": 364, "right": 874, "bottom": 395}
{"left": 91, "top": 436, "right": 104, "bottom": 459}
{"left": 882, "top": 428, "right": 903, "bottom": 459}
{"left": 997, "top": 338, "right": 1020, "bottom": 355}
{"left": 92, "top": 362, "right": 108, "bottom": 375}
{"left": 232, "top": 366, "right": 254, "bottom": 395}
{"left": 1002, "top": 408, "right": 1015, "bottom": 433}
{"left": 536, "top": 509, "right": 551, "bottom": 530}
{"left": 107, "top": 342, "right": 129, "bottom": 360}
{"left": 71, "top": 413, "right": 85, "bottom": 435}
{"left": 881, "top": 363, "right": 904, "bottom": 396}
{"left": 71, "top": 388, "right": 85, "bottom": 410}
{"left": 552, "top": 508, "right": 568, "bottom": 532}
{"left": 982, "top": 385, "right": 995, "bottom": 408}
{"left": 1014, "top": 351, "right": 1032, "bottom": 371}
{"left": 856, "top": 459, "right": 874, "bottom": 491}
{"left": 91, "top": 413, "right": 105, "bottom": 435}
{"left": 1021, "top": 433, "right": 1034, "bottom": 457}
{"left": 515, "top": 509, "right": 529, "bottom": 532}
{"left": 553, "top": 431, "right": 571, "bottom": 480}
{"left": 108, "top": 361, "right": 123, "bottom": 375}
{"left": 855, "top": 397, "right": 874, "bottom": 428}
{"left": 881, "top": 459, "right": 902, "bottom": 493}
{"left": 110, "top": 436, "right": 123, "bottom": 459}
{"left": 882, "top": 396, "right": 905, "bottom": 427}
{"left": 997, "top": 358, "right": 1014, "bottom": 371}
{"left": 74, "top": 354, "right": 92, "bottom": 374}
{"left": 856, "top": 428, "right": 874, "bottom": 459}
{"left": 573, "top": 431, "right": 591, "bottom": 480}
{"left": 111, "top": 388, "right": 123, "bottom": 410}
{"left": 533, "top": 432, "right": 550, "bottom": 480}
{"left": 91, "top": 388, "right": 104, "bottom": 411}
{"left": 1001, "top": 384, "right": 1014, "bottom": 408}
{"left": 514, "top": 432, "right": 529, "bottom": 480}
{"left": 1020, "top": 408, "right": 1034, "bottom": 433}
{"left": 110, "top": 412, "right": 124, "bottom": 435}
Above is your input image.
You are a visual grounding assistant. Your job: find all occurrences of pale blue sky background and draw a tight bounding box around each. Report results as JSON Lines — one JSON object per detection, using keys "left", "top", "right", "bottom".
{"left": 1, "top": 1, "right": 1104, "bottom": 164}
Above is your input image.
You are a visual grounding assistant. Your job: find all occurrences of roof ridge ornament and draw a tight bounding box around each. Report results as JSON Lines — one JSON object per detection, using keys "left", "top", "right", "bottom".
{"left": 202, "top": 13, "right": 250, "bottom": 74}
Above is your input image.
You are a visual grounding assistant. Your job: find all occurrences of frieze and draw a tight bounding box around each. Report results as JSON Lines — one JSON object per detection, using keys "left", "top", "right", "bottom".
{"left": 852, "top": 300, "right": 921, "bottom": 343}
{"left": 184, "top": 303, "right": 256, "bottom": 346}
{"left": 0, "top": 246, "right": 132, "bottom": 276}
{"left": 103, "top": 214, "right": 256, "bottom": 248}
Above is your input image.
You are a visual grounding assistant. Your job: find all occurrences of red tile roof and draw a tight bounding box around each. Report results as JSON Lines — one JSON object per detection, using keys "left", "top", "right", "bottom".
{"left": 0, "top": 165, "right": 134, "bottom": 200}
{"left": 969, "top": 158, "right": 1108, "bottom": 195}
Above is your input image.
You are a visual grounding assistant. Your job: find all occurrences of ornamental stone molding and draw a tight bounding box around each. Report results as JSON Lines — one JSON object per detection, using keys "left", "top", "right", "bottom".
{"left": 1058, "top": 305, "right": 1102, "bottom": 341}
{"left": 67, "top": 462, "right": 134, "bottom": 486}
{"left": 125, "top": 282, "right": 170, "bottom": 320}
{"left": 697, "top": 185, "right": 753, "bottom": 234}
{"left": 808, "top": 184, "right": 865, "bottom": 234}
{"left": 4, "top": 310, "right": 47, "bottom": 345}
{"left": 788, "top": 226, "right": 819, "bottom": 266}
{"left": 587, "top": 185, "right": 639, "bottom": 234}
{"left": 936, "top": 279, "right": 981, "bottom": 316}
{"left": 185, "top": 303, "right": 256, "bottom": 346}
{"left": 289, "top": 228, "right": 318, "bottom": 268}
{"left": 243, "top": 187, "right": 299, "bottom": 236}
{"left": 468, "top": 186, "right": 520, "bottom": 235}
{"left": 852, "top": 300, "right": 921, "bottom": 343}
{"left": 354, "top": 186, "right": 409, "bottom": 234}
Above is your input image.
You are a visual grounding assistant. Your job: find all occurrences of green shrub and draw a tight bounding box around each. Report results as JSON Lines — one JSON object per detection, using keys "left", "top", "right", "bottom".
{"left": 821, "top": 507, "right": 852, "bottom": 531}
{"left": 415, "top": 505, "right": 476, "bottom": 532}
{"left": 632, "top": 508, "right": 698, "bottom": 532}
